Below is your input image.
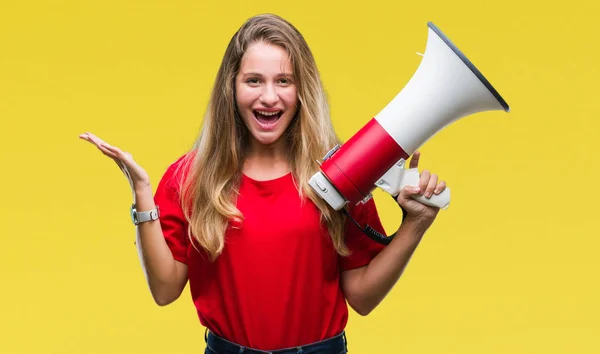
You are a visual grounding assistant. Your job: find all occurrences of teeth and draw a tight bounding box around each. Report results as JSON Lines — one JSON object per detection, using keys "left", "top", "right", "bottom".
{"left": 256, "top": 110, "right": 280, "bottom": 116}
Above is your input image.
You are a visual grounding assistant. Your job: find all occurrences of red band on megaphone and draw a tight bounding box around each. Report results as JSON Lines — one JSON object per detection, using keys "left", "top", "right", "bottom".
{"left": 320, "top": 159, "right": 365, "bottom": 204}
{"left": 321, "top": 118, "right": 409, "bottom": 204}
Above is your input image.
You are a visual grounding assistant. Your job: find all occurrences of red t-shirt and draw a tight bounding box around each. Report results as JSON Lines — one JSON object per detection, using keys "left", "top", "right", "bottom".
{"left": 154, "top": 155, "right": 386, "bottom": 350}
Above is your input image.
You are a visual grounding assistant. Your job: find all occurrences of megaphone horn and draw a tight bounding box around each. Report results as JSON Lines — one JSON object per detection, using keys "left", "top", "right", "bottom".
{"left": 309, "top": 22, "right": 509, "bottom": 242}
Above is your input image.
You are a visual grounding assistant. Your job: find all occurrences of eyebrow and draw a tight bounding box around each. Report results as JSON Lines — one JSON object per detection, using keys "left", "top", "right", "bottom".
{"left": 240, "top": 72, "right": 294, "bottom": 77}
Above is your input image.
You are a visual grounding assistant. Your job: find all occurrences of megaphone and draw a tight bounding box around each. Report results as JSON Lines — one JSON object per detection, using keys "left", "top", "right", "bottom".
{"left": 309, "top": 22, "right": 509, "bottom": 238}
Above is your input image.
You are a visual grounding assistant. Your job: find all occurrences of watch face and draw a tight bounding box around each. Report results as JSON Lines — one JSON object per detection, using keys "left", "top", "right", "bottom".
{"left": 130, "top": 205, "right": 137, "bottom": 224}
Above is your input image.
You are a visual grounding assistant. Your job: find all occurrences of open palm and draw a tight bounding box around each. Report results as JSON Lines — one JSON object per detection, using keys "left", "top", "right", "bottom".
{"left": 79, "top": 132, "right": 151, "bottom": 198}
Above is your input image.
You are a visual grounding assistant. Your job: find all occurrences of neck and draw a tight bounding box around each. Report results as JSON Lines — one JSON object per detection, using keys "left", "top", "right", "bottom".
{"left": 243, "top": 139, "right": 291, "bottom": 181}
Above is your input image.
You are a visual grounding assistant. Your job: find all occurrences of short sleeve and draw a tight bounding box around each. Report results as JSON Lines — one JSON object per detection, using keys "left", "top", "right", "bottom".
{"left": 338, "top": 198, "right": 387, "bottom": 271}
{"left": 153, "top": 156, "right": 189, "bottom": 264}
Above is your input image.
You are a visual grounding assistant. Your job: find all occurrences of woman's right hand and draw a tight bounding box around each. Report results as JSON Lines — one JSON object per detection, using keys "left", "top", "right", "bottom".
{"left": 79, "top": 132, "right": 151, "bottom": 199}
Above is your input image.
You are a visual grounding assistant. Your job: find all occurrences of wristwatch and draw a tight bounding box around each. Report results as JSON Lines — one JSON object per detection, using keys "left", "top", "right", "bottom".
{"left": 130, "top": 204, "right": 160, "bottom": 225}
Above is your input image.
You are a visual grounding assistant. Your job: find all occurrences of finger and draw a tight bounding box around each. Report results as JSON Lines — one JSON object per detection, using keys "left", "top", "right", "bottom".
{"left": 94, "top": 144, "right": 128, "bottom": 172}
{"left": 419, "top": 169, "right": 430, "bottom": 195}
{"left": 102, "top": 143, "right": 129, "bottom": 161}
{"left": 79, "top": 133, "right": 95, "bottom": 145}
{"left": 80, "top": 133, "right": 119, "bottom": 159}
{"left": 434, "top": 180, "right": 446, "bottom": 195}
{"left": 101, "top": 144, "right": 129, "bottom": 166}
{"left": 79, "top": 132, "right": 106, "bottom": 147}
{"left": 409, "top": 151, "right": 421, "bottom": 169}
{"left": 96, "top": 143, "right": 119, "bottom": 159}
{"left": 425, "top": 173, "right": 438, "bottom": 198}
{"left": 397, "top": 184, "right": 421, "bottom": 203}
{"left": 79, "top": 132, "right": 93, "bottom": 140}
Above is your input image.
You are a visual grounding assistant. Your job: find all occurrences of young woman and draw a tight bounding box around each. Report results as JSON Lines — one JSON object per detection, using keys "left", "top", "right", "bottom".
{"left": 80, "top": 13, "right": 447, "bottom": 354}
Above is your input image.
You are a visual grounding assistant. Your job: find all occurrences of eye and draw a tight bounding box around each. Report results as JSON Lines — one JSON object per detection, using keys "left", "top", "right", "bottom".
{"left": 278, "top": 77, "right": 293, "bottom": 86}
{"left": 246, "top": 78, "right": 261, "bottom": 85}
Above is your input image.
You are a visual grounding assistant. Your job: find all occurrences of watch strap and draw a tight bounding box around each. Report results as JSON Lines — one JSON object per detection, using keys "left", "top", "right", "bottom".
{"left": 131, "top": 204, "right": 160, "bottom": 225}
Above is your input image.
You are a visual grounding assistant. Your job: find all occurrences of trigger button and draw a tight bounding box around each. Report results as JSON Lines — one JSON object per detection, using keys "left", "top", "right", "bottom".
{"left": 315, "top": 180, "right": 328, "bottom": 193}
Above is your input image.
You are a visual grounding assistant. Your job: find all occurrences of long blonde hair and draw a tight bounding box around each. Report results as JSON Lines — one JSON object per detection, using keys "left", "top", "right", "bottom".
{"left": 179, "top": 14, "right": 349, "bottom": 261}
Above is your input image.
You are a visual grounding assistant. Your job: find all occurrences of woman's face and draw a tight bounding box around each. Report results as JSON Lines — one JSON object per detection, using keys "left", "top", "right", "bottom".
{"left": 235, "top": 41, "right": 298, "bottom": 149}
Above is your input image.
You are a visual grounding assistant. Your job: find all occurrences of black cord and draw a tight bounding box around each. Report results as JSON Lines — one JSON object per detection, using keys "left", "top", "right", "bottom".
{"left": 343, "top": 195, "right": 407, "bottom": 246}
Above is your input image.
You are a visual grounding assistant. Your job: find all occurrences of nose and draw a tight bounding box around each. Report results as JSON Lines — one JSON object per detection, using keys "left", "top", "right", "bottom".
{"left": 260, "top": 83, "right": 279, "bottom": 106}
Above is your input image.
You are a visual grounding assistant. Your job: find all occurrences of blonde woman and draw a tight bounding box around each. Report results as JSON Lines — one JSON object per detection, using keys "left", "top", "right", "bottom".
{"left": 80, "top": 13, "right": 447, "bottom": 354}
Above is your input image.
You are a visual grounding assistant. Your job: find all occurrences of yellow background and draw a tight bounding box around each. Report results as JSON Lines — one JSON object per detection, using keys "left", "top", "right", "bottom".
{"left": 1, "top": 0, "right": 599, "bottom": 353}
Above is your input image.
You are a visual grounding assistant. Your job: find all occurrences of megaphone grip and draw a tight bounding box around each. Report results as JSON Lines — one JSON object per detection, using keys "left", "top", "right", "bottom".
{"left": 412, "top": 188, "right": 450, "bottom": 209}
{"left": 401, "top": 168, "right": 451, "bottom": 209}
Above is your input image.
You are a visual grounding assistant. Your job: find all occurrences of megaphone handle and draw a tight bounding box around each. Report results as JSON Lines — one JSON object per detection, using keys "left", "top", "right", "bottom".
{"left": 402, "top": 168, "right": 451, "bottom": 209}
{"left": 411, "top": 188, "right": 450, "bottom": 209}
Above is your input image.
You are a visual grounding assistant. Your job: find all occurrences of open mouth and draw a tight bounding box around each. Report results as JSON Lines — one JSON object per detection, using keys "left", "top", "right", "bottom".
{"left": 253, "top": 110, "right": 283, "bottom": 127}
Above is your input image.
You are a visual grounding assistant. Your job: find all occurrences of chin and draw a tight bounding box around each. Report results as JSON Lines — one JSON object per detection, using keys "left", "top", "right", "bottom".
{"left": 251, "top": 132, "right": 285, "bottom": 146}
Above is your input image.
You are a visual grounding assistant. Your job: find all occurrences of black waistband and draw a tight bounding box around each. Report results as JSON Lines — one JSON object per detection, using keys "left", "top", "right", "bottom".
{"left": 204, "top": 329, "right": 347, "bottom": 354}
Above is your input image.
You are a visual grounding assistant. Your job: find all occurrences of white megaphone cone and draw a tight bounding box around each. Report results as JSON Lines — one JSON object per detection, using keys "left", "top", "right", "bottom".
{"left": 309, "top": 22, "right": 510, "bottom": 216}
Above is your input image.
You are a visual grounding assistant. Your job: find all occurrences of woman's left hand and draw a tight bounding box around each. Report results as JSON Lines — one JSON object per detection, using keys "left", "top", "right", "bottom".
{"left": 395, "top": 151, "right": 447, "bottom": 225}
